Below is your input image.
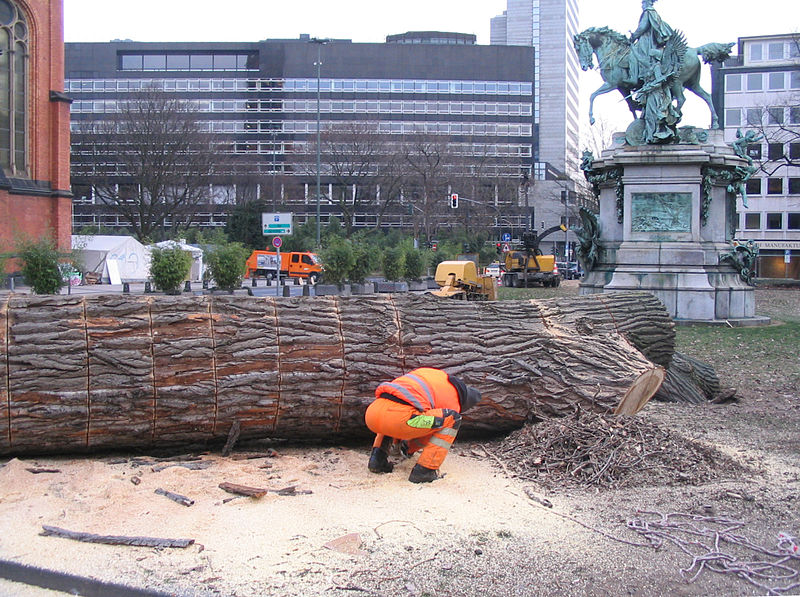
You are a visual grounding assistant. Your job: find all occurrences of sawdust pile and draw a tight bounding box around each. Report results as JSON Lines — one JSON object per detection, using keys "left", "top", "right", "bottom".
{"left": 488, "top": 409, "right": 747, "bottom": 490}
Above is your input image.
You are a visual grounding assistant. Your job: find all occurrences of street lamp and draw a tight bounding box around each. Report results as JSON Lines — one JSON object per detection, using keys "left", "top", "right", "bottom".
{"left": 310, "top": 37, "right": 330, "bottom": 247}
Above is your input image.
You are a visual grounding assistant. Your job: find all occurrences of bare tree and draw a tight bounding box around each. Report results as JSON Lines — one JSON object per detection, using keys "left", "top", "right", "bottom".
{"left": 401, "top": 135, "right": 456, "bottom": 242}
{"left": 294, "top": 121, "right": 408, "bottom": 234}
{"left": 71, "top": 88, "right": 228, "bottom": 242}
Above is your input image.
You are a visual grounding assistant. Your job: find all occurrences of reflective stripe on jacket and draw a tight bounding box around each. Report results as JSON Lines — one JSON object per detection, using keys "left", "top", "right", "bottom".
{"left": 374, "top": 367, "right": 460, "bottom": 413}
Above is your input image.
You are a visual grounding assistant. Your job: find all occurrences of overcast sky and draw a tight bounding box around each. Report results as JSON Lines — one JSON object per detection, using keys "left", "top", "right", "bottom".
{"left": 63, "top": 0, "right": 798, "bottom": 132}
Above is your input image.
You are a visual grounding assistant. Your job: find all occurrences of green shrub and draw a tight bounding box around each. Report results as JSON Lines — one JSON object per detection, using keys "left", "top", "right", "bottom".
{"left": 206, "top": 242, "right": 249, "bottom": 291}
{"left": 319, "top": 237, "right": 355, "bottom": 286}
{"left": 18, "top": 238, "right": 63, "bottom": 294}
{"left": 403, "top": 248, "right": 425, "bottom": 281}
{"left": 382, "top": 247, "right": 404, "bottom": 282}
{"left": 350, "top": 244, "right": 373, "bottom": 284}
{"left": 150, "top": 246, "right": 192, "bottom": 293}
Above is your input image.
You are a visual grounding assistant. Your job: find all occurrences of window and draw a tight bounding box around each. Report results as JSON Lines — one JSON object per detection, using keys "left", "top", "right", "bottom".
{"left": 749, "top": 43, "right": 762, "bottom": 61}
{"left": 766, "top": 213, "right": 782, "bottom": 229}
{"left": 768, "top": 42, "right": 784, "bottom": 60}
{"left": 768, "top": 72, "right": 784, "bottom": 89}
{"left": 747, "top": 144, "right": 762, "bottom": 160}
{"left": 768, "top": 143, "right": 784, "bottom": 160}
{"left": 792, "top": 107, "right": 800, "bottom": 124}
{"left": 768, "top": 108, "right": 784, "bottom": 125}
{"left": 767, "top": 178, "right": 783, "bottom": 194}
{"left": 166, "top": 54, "right": 190, "bottom": 69}
{"left": 725, "top": 74, "right": 742, "bottom": 91}
{"left": 745, "top": 213, "right": 761, "bottom": 229}
{"left": 789, "top": 213, "right": 800, "bottom": 229}
{"left": 120, "top": 54, "right": 142, "bottom": 70}
{"left": 190, "top": 55, "right": 213, "bottom": 70}
{"left": 142, "top": 54, "right": 166, "bottom": 70}
{"left": 789, "top": 179, "right": 800, "bottom": 195}
{"left": 746, "top": 73, "right": 762, "bottom": 90}
{"left": 792, "top": 71, "right": 800, "bottom": 89}
{"left": 746, "top": 108, "right": 762, "bottom": 125}
{"left": 0, "top": 0, "right": 28, "bottom": 175}
{"left": 790, "top": 143, "right": 800, "bottom": 160}
{"left": 745, "top": 178, "right": 762, "bottom": 195}
{"left": 725, "top": 109, "right": 741, "bottom": 126}
{"left": 213, "top": 55, "right": 237, "bottom": 70}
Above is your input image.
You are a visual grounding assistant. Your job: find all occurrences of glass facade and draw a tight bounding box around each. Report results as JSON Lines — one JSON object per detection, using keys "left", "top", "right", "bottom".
{"left": 67, "top": 40, "right": 537, "bottom": 232}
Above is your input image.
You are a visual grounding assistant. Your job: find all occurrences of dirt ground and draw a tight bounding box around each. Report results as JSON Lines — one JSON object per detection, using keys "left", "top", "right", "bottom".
{"left": 0, "top": 285, "right": 798, "bottom": 597}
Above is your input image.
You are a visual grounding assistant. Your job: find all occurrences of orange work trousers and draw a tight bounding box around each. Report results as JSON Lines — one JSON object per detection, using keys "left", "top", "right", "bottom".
{"left": 364, "top": 397, "right": 460, "bottom": 470}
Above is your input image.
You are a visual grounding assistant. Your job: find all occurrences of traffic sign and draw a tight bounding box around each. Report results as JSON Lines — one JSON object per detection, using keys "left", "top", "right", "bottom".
{"left": 501, "top": 233, "right": 511, "bottom": 242}
{"left": 262, "top": 212, "right": 293, "bottom": 236}
{"left": 272, "top": 236, "right": 283, "bottom": 249}
{"left": 502, "top": 243, "right": 510, "bottom": 253}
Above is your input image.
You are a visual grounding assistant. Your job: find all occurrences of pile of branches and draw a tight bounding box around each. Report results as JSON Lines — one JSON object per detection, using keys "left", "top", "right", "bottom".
{"left": 488, "top": 409, "right": 745, "bottom": 490}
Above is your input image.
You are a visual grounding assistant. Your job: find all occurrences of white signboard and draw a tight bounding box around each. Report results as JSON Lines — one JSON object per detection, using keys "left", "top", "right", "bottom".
{"left": 262, "top": 212, "right": 293, "bottom": 236}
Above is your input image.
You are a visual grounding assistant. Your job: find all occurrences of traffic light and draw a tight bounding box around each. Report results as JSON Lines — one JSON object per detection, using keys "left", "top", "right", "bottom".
{"left": 495, "top": 242, "right": 502, "bottom": 255}
{"left": 449, "top": 193, "right": 459, "bottom": 209}
{"left": 431, "top": 242, "right": 438, "bottom": 251}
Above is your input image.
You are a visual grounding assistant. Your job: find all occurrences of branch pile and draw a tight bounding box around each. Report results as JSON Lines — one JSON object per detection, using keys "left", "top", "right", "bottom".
{"left": 489, "top": 409, "right": 746, "bottom": 489}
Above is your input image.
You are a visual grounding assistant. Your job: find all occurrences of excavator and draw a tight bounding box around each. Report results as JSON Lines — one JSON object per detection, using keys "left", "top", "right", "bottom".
{"left": 501, "top": 224, "right": 567, "bottom": 288}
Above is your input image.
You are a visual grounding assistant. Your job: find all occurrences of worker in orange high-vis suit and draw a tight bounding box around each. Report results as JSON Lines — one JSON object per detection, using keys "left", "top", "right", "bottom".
{"left": 364, "top": 367, "right": 482, "bottom": 483}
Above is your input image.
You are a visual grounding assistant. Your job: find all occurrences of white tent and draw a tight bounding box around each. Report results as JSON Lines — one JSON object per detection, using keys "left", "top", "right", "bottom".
{"left": 153, "top": 240, "right": 204, "bottom": 282}
{"left": 72, "top": 235, "right": 151, "bottom": 283}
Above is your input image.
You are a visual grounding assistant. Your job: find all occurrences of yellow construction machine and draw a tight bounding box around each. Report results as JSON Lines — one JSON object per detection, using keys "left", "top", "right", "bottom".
{"left": 431, "top": 260, "right": 497, "bottom": 301}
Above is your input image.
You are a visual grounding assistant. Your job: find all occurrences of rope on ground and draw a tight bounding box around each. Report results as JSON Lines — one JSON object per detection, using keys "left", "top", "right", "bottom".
{"left": 627, "top": 511, "right": 800, "bottom": 595}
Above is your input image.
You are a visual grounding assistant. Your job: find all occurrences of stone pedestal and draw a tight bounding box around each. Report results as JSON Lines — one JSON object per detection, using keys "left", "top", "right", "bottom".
{"left": 580, "top": 130, "right": 767, "bottom": 325}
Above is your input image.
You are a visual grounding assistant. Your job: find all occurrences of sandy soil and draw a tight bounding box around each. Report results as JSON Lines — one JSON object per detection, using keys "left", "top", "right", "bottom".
{"left": 0, "top": 288, "right": 798, "bottom": 597}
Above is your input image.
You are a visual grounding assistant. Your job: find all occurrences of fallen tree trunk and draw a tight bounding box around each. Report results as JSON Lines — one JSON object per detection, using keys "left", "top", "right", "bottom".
{"left": 653, "top": 351, "right": 724, "bottom": 404}
{"left": 0, "top": 293, "right": 667, "bottom": 456}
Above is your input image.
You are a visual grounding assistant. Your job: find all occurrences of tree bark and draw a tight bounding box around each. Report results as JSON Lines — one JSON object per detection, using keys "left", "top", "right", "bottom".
{"left": 652, "top": 351, "right": 723, "bottom": 404}
{"left": 0, "top": 293, "right": 668, "bottom": 456}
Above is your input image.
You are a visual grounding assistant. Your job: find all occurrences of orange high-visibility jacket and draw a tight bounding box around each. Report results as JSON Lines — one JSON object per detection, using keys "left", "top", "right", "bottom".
{"left": 374, "top": 368, "right": 461, "bottom": 413}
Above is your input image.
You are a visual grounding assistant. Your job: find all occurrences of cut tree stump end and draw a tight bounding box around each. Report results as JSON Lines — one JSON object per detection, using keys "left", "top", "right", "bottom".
{"left": 614, "top": 367, "right": 665, "bottom": 416}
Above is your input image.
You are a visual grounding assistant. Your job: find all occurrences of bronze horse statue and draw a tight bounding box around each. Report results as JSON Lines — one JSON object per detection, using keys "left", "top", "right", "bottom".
{"left": 573, "top": 26, "right": 734, "bottom": 129}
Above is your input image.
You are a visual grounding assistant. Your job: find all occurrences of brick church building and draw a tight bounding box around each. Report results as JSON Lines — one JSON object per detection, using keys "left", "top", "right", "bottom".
{"left": 0, "top": 0, "right": 71, "bottom": 270}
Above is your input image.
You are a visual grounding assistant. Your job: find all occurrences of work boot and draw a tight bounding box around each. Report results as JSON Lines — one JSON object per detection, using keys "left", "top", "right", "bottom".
{"left": 368, "top": 448, "right": 394, "bottom": 473}
{"left": 408, "top": 463, "right": 439, "bottom": 484}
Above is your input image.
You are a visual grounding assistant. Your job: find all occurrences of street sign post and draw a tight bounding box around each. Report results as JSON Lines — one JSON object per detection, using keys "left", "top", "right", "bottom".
{"left": 262, "top": 212, "right": 293, "bottom": 236}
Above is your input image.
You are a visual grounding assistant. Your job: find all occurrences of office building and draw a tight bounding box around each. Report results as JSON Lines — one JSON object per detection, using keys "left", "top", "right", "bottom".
{"left": 65, "top": 36, "right": 540, "bottom": 240}
{"left": 713, "top": 33, "right": 800, "bottom": 278}
{"left": 490, "top": 0, "right": 583, "bottom": 258}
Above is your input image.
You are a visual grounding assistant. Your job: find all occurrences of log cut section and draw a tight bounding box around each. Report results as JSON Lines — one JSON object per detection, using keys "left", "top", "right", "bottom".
{"left": 85, "top": 296, "right": 154, "bottom": 449}
{"left": 0, "top": 296, "right": 8, "bottom": 451}
{"left": 0, "top": 293, "right": 668, "bottom": 456}
{"left": 6, "top": 295, "right": 88, "bottom": 452}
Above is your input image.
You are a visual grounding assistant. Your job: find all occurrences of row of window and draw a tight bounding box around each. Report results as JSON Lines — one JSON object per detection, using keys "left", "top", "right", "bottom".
{"left": 282, "top": 99, "right": 532, "bottom": 117}
{"left": 119, "top": 53, "right": 258, "bottom": 72}
{"left": 742, "top": 142, "right": 800, "bottom": 163}
{"left": 725, "top": 71, "right": 800, "bottom": 93}
{"left": 725, "top": 106, "right": 800, "bottom": 127}
{"left": 741, "top": 212, "right": 800, "bottom": 231}
{"left": 746, "top": 40, "right": 800, "bottom": 63}
{"left": 281, "top": 120, "right": 533, "bottom": 137}
{"left": 70, "top": 98, "right": 534, "bottom": 117}
{"left": 71, "top": 119, "right": 534, "bottom": 138}
{"left": 745, "top": 176, "right": 800, "bottom": 196}
{"left": 71, "top": 162, "right": 529, "bottom": 179}
{"left": 65, "top": 77, "right": 534, "bottom": 96}
{"left": 286, "top": 141, "right": 532, "bottom": 158}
